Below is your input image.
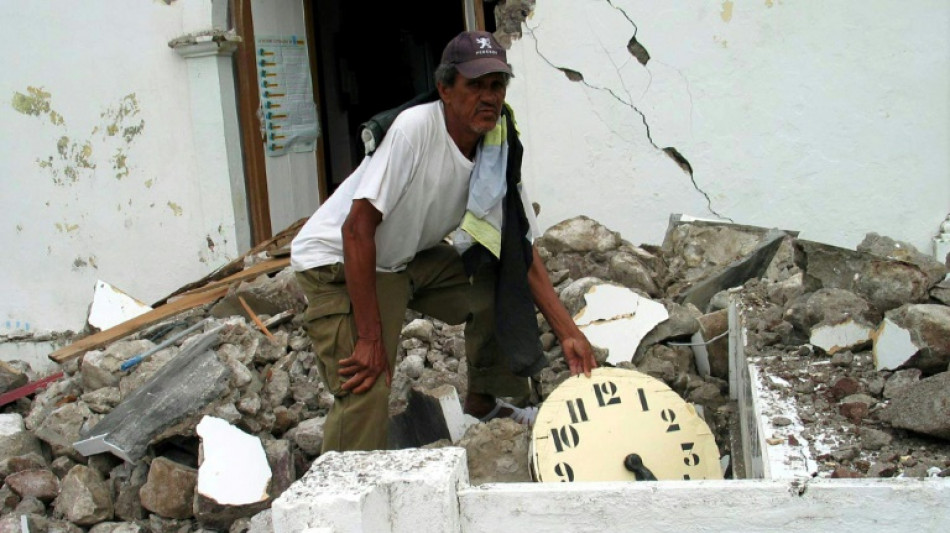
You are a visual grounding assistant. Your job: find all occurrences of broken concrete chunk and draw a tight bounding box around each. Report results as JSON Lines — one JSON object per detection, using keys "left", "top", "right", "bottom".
{"left": 453, "top": 417, "right": 532, "bottom": 485}
{"left": 401, "top": 318, "right": 436, "bottom": 343}
{"left": 872, "top": 304, "right": 950, "bottom": 373}
{"left": 139, "top": 457, "right": 196, "bottom": 520}
{"left": 4, "top": 469, "right": 60, "bottom": 502}
{"left": 196, "top": 416, "right": 270, "bottom": 506}
{"left": 794, "top": 239, "right": 932, "bottom": 312}
{"left": 74, "top": 332, "right": 230, "bottom": 462}
{"left": 883, "top": 368, "right": 922, "bottom": 399}
{"left": 810, "top": 319, "right": 873, "bottom": 355}
{"left": 537, "top": 215, "right": 622, "bottom": 254}
{"left": 54, "top": 464, "right": 114, "bottom": 526}
{"left": 931, "top": 276, "right": 950, "bottom": 305}
{"left": 573, "top": 284, "right": 669, "bottom": 365}
{"left": 677, "top": 229, "right": 789, "bottom": 312}
{"left": 0, "top": 360, "right": 29, "bottom": 393}
{"left": 857, "top": 232, "right": 949, "bottom": 287}
{"left": 766, "top": 272, "right": 804, "bottom": 307}
{"left": 0, "top": 414, "right": 44, "bottom": 463}
{"left": 607, "top": 251, "right": 660, "bottom": 297}
{"left": 271, "top": 448, "right": 466, "bottom": 533}
{"left": 34, "top": 402, "right": 97, "bottom": 459}
{"left": 633, "top": 301, "right": 701, "bottom": 362}
{"left": 287, "top": 416, "right": 325, "bottom": 456}
{"left": 879, "top": 371, "right": 950, "bottom": 441}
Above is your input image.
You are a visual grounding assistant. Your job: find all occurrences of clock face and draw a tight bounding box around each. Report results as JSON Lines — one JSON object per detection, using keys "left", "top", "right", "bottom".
{"left": 531, "top": 367, "right": 722, "bottom": 482}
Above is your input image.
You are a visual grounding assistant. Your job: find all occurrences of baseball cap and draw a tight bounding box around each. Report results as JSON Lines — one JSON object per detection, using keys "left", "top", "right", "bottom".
{"left": 440, "top": 30, "right": 513, "bottom": 79}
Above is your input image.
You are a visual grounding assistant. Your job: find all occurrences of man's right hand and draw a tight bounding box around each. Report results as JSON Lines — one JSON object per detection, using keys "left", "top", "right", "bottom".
{"left": 338, "top": 337, "right": 392, "bottom": 394}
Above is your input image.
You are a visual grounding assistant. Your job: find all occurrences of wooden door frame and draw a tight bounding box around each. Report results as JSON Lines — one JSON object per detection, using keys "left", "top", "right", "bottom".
{"left": 231, "top": 0, "right": 329, "bottom": 246}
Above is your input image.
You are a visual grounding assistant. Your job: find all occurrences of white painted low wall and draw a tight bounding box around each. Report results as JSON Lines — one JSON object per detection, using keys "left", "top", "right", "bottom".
{"left": 459, "top": 478, "right": 949, "bottom": 533}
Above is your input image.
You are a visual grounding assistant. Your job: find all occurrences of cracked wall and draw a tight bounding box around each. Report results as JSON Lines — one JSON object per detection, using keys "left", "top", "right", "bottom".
{"left": 502, "top": 0, "right": 949, "bottom": 254}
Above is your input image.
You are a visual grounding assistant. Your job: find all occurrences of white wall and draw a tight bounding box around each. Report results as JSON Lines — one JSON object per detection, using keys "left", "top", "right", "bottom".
{"left": 507, "top": 0, "right": 950, "bottom": 253}
{"left": 0, "top": 0, "right": 246, "bottom": 335}
{"left": 250, "top": 0, "right": 322, "bottom": 236}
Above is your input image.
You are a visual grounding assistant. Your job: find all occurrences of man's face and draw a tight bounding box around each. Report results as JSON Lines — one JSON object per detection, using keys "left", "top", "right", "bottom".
{"left": 440, "top": 72, "right": 508, "bottom": 135}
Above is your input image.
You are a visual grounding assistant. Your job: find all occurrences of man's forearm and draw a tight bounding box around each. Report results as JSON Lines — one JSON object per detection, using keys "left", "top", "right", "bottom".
{"left": 341, "top": 202, "right": 383, "bottom": 340}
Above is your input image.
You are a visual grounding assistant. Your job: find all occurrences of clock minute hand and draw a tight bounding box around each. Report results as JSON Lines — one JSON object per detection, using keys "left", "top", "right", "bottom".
{"left": 623, "top": 453, "right": 658, "bottom": 481}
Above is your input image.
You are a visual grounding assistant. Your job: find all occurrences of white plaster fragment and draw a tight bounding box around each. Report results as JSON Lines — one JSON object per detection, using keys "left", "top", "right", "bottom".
{"left": 810, "top": 319, "right": 872, "bottom": 355}
{"left": 574, "top": 284, "right": 669, "bottom": 365}
{"left": 87, "top": 280, "right": 152, "bottom": 331}
{"left": 872, "top": 318, "right": 918, "bottom": 371}
{"left": 0, "top": 413, "right": 25, "bottom": 436}
{"left": 196, "top": 416, "right": 271, "bottom": 506}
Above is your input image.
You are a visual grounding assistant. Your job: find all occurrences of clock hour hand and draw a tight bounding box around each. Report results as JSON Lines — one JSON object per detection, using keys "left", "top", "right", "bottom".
{"left": 623, "top": 453, "right": 657, "bottom": 481}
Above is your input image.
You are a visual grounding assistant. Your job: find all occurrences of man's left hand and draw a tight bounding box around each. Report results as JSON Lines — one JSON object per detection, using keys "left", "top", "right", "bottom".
{"left": 561, "top": 333, "right": 596, "bottom": 377}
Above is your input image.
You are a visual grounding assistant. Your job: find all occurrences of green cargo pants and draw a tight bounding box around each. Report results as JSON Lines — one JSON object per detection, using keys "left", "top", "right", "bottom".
{"left": 295, "top": 243, "right": 531, "bottom": 453}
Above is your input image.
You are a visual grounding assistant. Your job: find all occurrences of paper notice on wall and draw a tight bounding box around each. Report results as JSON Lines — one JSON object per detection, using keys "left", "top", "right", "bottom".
{"left": 255, "top": 35, "right": 319, "bottom": 156}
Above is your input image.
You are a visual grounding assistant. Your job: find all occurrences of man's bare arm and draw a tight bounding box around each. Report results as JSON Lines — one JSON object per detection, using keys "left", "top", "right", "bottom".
{"left": 526, "top": 246, "right": 596, "bottom": 377}
{"left": 339, "top": 199, "right": 391, "bottom": 393}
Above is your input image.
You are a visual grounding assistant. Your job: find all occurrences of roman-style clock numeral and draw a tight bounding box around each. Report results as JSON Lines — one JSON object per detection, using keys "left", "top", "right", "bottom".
{"left": 566, "top": 398, "right": 589, "bottom": 424}
{"left": 681, "top": 442, "right": 701, "bottom": 466}
{"left": 661, "top": 408, "right": 681, "bottom": 432}
{"left": 550, "top": 424, "right": 581, "bottom": 452}
{"left": 554, "top": 462, "right": 575, "bottom": 482}
{"left": 593, "top": 381, "right": 621, "bottom": 407}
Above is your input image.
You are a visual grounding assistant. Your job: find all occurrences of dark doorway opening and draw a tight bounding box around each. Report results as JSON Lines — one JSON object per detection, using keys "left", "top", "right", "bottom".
{"left": 311, "top": 1, "right": 469, "bottom": 196}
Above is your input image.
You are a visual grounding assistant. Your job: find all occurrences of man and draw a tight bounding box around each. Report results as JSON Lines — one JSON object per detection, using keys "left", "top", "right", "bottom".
{"left": 291, "top": 30, "right": 596, "bottom": 453}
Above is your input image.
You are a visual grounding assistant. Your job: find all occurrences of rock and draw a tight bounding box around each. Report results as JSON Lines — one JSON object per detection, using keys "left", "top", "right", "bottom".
{"left": 0, "top": 452, "right": 48, "bottom": 482}
{"left": 139, "top": 457, "right": 197, "bottom": 519}
{"left": 872, "top": 304, "right": 950, "bottom": 374}
{"left": 88, "top": 522, "right": 145, "bottom": 533}
{"left": 879, "top": 372, "right": 950, "bottom": 441}
{"left": 401, "top": 319, "right": 436, "bottom": 343}
{"left": 111, "top": 462, "right": 148, "bottom": 522}
{"left": 4, "top": 469, "right": 60, "bottom": 502}
{"left": 81, "top": 387, "right": 122, "bottom": 414}
{"left": 537, "top": 215, "right": 622, "bottom": 254}
{"left": 0, "top": 414, "right": 44, "bottom": 464}
{"left": 54, "top": 464, "right": 114, "bottom": 526}
{"left": 454, "top": 418, "right": 532, "bottom": 485}
{"left": 883, "top": 368, "right": 922, "bottom": 399}
{"left": 767, "top": 272, "right": 804, "bottom": 307}
{"left": 692, "top": 309, "right": 730, "bottom": 379}
{"left": 287, "top": 416, "right": 325, "bottom": 456}
{"left": 607, "top": 251, "right": 660, "bottom": 296}
{"left": 633, "top": 301, "right": 701, "bottom": 361}
{"left": 558, "top": 277, "right": 609, "bottom": 318}
{"left": 0, "top": 360, "right": 28, "bottom": 393}
{"left": 831, "top": 466, "right": 865, "bottom": 478}
{"left": 859, "top": 428, "right": 893, "bottom": 451}
{"left": 794, "top": 239, "right": 932, "bottom": 313}
{"left": 33, "top": 402, "right": 96, "bottom": 459}
{"left": 931, "top": 276, "right": 950, "bottom": 305}
{"left": 785, "top": 288, "right": 878, "bottom": 333}
{"left": 857, "top": 232, "right": 948, "bottom": 288}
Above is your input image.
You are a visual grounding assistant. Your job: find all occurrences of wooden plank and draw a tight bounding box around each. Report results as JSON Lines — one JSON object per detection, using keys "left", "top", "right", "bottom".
{"left": 49, "top": 256, "right": 290, "bottom": 365}
{"left": 173, "top": 256, "right": 290, "bottom": 299}
{"left": 0, "top": 372, "right": 65, "bottom": 407}
{"left": 49, "top": 286, "right": 229, "bottom": 365}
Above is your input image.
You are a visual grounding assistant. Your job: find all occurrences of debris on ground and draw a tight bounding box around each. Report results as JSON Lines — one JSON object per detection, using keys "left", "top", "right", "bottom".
{"left": 1, "top": 214, "right": 948, "bottom": 531}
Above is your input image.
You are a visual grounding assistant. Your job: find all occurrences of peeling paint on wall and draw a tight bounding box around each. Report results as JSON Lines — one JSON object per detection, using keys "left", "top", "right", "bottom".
{"left": 54, "top": 222, "right": 80, "bottom": 233}
{"left": 167, "top": 201, "right": 183, "bottom": 216}
{"left": 13, "top": 88, "right": 145, "bottom": 185}
{"left": 721, "top": 1, "right": 734, "bottom": 22}
{"left": 11, "top": 87, "right": 64, "bottom": 125}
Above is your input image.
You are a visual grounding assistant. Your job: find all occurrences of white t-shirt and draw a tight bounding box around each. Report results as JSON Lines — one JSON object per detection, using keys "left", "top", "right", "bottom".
{"left": 291, "top": 101, "right": 539, "bottom": 273}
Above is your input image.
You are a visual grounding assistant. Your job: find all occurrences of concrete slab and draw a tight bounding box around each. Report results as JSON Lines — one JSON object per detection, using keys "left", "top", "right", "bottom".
{"left": 574, "top": 284, "right": 669, "bottom": 365}
{"left": 73, "top": 331, "right": 230, "bottom": 462}
{"left": 271, "top": 448, "right": 467, "bottom": 533}
{"left": 196, "top": 416, "right": 271, "bottom": 505}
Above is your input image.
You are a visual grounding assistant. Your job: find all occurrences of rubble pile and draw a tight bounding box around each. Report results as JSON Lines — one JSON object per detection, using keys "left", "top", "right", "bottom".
{"left": 1, "top": 215, "right": 948, "bottom": 532}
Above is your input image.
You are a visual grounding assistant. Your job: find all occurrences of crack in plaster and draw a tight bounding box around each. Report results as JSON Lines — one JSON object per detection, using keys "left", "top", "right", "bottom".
{"left": 525, "top": 8, "right": 729, "bottom": 221}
